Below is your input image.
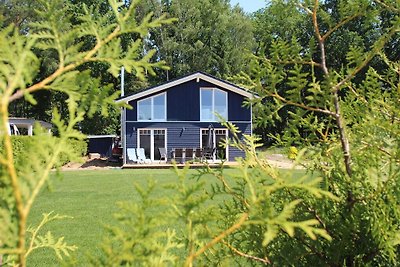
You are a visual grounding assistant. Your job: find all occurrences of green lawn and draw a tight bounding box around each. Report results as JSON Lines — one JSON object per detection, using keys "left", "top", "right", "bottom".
{"left": 27, "top": 169, "right": 181, "bottom": 266}
{"left": 27, "top": 168, "right": 308, "bottom": 266}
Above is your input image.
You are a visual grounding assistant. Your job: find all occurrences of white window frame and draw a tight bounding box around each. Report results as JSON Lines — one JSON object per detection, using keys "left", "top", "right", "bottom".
{"left": 200, "top": 88, "right": 228, "bottom": 122}
{"left": 137, "top": 92, "right": 167, "bottom": 121}
{"left": 199, "top": 128, "right": 228, "bottom": 161}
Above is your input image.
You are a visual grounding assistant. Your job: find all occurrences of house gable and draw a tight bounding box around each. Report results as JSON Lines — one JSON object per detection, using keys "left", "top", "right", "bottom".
{"left": 116, "top": 71, "right": 255, "bottom": 104}
{"left": 122, "top": 72, "right": 253, "bottom": 122}
{"left": 125, "top": 79, "right": 251, "bottom": 122}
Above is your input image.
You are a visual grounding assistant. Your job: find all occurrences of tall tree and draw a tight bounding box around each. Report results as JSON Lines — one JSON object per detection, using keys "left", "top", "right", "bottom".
{"left": 2, "top": 0, "right": 158, "bottom": 134}
{"left": 139, "top": 0, "right": 255, "bottom": 82}
{"left": 250, "top": 0, "right": 399, "bottom": 144}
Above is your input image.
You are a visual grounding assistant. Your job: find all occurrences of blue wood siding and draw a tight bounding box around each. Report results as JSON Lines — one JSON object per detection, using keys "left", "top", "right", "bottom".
{"left": 126, "top": 101, "right": 137, "bottom": 121}
{"left": 125, "top": 122, "right": 137, "bottom": 148}
{"left": 125, "top": 79, "right": 251, "bottom": 122}
{"left": 167, "top": 81, "right": 200, "bottom": 121}
{"left": 124, "top": 121, "right": 251, "bottom": 161}
{"left": 228, "top": 93, "right": 251, "bottom": 121}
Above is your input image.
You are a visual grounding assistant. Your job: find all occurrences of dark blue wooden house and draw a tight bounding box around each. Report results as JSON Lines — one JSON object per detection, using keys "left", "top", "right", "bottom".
{"left": 116, "top": 72, "right": 254, "bottom": 165}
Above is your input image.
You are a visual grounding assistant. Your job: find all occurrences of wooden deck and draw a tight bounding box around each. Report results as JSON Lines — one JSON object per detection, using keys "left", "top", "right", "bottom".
{"left": 122, "top": 161, "right": 239, "bottom": 169}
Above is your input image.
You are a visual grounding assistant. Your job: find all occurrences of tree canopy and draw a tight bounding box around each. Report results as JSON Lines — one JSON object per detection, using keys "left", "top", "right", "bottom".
{"left": 1, "top": 0, "right": 255, "bottom": 135}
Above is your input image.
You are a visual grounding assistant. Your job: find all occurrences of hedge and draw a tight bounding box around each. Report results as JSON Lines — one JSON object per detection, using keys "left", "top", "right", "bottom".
{"left": 0, "top": 136, "right": 87, "bottom": 166}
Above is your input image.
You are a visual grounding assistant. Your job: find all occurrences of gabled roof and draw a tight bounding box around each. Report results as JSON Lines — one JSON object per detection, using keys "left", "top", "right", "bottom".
{"left": 116, "top": 71, "right": 255, "bottom": 103}
{"left": 9, "top": 117, "right": 52, "bottom": 129}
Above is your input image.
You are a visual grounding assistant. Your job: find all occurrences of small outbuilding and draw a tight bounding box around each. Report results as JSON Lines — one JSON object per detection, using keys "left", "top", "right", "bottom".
{"left": 8, "top": 117, "right": 52, "bottom": 135}
{"left": 87, "top": 135, "right": 118, "bottom": 158}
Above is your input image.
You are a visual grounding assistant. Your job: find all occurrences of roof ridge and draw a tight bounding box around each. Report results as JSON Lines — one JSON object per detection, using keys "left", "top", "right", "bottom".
{"left": 116, "top": 71, "right": 255, "bottom": 103}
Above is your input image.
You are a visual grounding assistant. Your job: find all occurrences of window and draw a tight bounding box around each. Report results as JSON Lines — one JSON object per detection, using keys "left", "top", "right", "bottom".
{"left": 138, "top": 93, "right": 166, "bottom": 121}
{"left": 200, "top": 88, "right": 227, "bottom": 121}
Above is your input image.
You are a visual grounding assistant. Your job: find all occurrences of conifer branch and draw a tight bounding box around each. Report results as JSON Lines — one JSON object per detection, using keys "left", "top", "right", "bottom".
{"left": 8, "top": 25, "right": 121, "bottom": 103}
{"left": 312, "top": 0, "right": 353, "bottom": 177}
{"left": 9, "top": 64, "right": 69, "bottom": 102}
{"left": 0, "top": 102, "right": 26, "bottom": 266}
{"left": 374, "top": 0, "right": 400, "bottom": 12}
{"left": 24, "top": 139, "right": 65, "bottom": 215}
{"left": 360, "top": 141, "right": 398, "bottom": 160}
{"left": 332, "top": 25, "right": 400, "bottom": 93}
{"left": 222, "top": 240, "right": 271, "bottom": 264}
{"left": 216, "top": 173, "right": 250, "bottom": 208}
{"left": 347, "top": 84, "right": 368, "bottom": 104}
{"left": 0, "top": 248, "right": 24, "bottom": 255}
{"left": 312, "top": 0, "right": 322, "bottom": 41}
{"left": 294, "top": 235, "right": 329, "bottom": 263}
{"left": 274, "top": 60, "right": 323, "bottom": 68}
{"left": 25, "top": 213, "right": 49, "bottom": 258}
{"left": 297, "top": 3, "right": 313, "bottom": 15}
{"left": 321, "top": 13, "right": 363, "bottom": 42}
{"left": 185, "top": 213, "right": 249, "bottom": 266}
{"left": 268, "top": 92, "right": 336, "bottom": 116}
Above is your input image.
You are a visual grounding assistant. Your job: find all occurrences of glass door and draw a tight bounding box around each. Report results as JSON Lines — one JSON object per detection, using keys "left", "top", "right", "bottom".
{"left": 138, "top": 129, "right": 166, "bottom": 161}
{"left": 153, "top": 129, "right": 166, "bottom": 161}
{"left": 138, "top": 129, "right": 151, "bottom": 159}
{"left": 214, "top": 129, "right": 227, "bottom": 160}
{"left": 201, "top": 128, "right": 227, "bottom": 161}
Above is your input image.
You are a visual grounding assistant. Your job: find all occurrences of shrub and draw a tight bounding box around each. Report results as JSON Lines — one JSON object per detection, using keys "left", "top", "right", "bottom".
{"left": 0, "top": 136, "right": 87, "bottom": 167}
{"left": 59, "top": 138, "right": 88, "bottom": 166}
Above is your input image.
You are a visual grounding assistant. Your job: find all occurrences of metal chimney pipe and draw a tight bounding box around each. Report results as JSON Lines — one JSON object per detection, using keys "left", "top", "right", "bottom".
{"left": 121, "top": 67, "right": 125, "bottom": 97}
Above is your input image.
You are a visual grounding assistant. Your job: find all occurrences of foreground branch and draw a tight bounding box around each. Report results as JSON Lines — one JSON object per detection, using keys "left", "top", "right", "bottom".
{"left": 185, "top": 213, "right": 249, "bottom": 266}
{"left": 312, "top": 0, "right": 352, "bottom": 177}
{"left": 223, "top": 241, "right": 271, "bottom": 265}
{"left": 0, "top": 100, "right": 27, "bottom": 266}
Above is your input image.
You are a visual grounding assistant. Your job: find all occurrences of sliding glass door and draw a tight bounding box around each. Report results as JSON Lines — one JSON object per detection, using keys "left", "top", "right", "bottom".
{"left": 138, "top": 129, "right": 166, "bottom": 161}
{"left": 200, "top": 128, "right": 228, "bottom": 161}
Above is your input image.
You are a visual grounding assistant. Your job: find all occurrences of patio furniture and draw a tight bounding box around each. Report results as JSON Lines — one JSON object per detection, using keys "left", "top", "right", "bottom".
{"left": 158, "top": 147, "right": 167, "bottom": 162}
{"left": 172, "top": 148, "right": 184, "bottom": 163}
{"left": 137, "top": 148, "right": 151, "bottom": 164}
{"left": 127, "top": 148, "right": 138, "bottom": 164}
{"left": 194, "top": 148, "right": 202, "bottom": 160}
{"left": 202, "top": 147, "right": 215, "bottom": 160}
{"left": 185, "top": 148, "right": 194, "bottom": 161}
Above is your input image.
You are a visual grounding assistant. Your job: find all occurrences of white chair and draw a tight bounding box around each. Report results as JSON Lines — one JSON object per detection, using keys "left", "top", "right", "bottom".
{"left": 137, "top": 148, "right": 151, "bottom": 164}
{"left": 127, "top": 148, "right": 138, "bottom": 164}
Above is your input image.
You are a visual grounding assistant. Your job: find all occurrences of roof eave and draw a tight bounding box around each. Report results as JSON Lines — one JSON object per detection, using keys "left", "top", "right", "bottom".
{"left": 115, "top": 72, "right": 256, "bottom": 103}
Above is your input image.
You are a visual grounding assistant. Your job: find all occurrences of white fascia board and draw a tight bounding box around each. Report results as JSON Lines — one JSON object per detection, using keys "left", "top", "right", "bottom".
{"left": 87, "top": 135, "right": 117, "bottom": 138}
{"left": 115, "top": 72, "right": 257, "bottom": 104}
{"left": 197, "top": 74, "right": 256, "bottom": 99}
{"left": 9, "top": 118, "right": 52, "bottom": 129}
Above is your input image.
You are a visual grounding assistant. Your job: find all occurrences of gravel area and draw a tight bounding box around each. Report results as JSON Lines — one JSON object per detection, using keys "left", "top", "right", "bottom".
{"left": 265, "top": 154, "right": 304, "bottom": 169}
{"left": 61, "top": 154, "right": 303, "bottom": 170}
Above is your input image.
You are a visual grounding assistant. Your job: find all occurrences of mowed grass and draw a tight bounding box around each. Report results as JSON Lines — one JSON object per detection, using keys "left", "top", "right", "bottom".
{"left": 27, "top": 167, "right": 309, "bottom": 266}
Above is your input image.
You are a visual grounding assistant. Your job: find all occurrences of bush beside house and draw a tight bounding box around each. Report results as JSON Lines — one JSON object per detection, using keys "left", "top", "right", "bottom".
{"left": 0, "top": 136, "right": 87, "bottom": 166}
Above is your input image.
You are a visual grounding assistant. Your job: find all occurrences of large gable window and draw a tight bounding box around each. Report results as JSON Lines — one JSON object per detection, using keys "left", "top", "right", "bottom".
{"left": 200, "top": 88, "right": 227, "bottom": 121}
{"left": 138, "top": 93, "right": 166, "bottom": 121}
